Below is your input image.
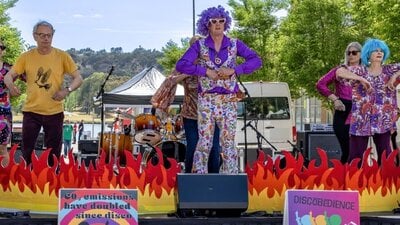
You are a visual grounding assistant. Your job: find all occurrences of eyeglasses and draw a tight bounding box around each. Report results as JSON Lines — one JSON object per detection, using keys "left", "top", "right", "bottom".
{"left": 209, "top": 18, "right": 226, "bottom": 24}
{"left": 35, "top": 33, "right": 53, "bottom": 39}
{"left": 0, "top": 46, "right": 6, "bottom": 51}
{"left": 347, "top": 50, "right": 359, "bottom": 56}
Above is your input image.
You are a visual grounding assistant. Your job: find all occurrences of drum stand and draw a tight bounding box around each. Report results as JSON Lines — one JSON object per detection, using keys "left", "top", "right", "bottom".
{"left": 109, "top": 120, "right": 120, "bottom": 175}
{"left": 113, "top": 132, "right": 119, "bottom": 175}
{"left": 140, "top": 143, "right": 155, "bottom": 173}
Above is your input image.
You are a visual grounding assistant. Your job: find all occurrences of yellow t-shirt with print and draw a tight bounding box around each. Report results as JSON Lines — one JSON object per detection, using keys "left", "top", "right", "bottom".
{"left": 13, "top": 47, "right": 78, "bottom": 115}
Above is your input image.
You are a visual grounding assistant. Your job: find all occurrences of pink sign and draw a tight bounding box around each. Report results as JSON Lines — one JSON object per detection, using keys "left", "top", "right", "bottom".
{"left": 58, "top": 188, "right": 138, "bottom": 225}
{"left": 284, "top": 190, "right": 359, "bottom": 225}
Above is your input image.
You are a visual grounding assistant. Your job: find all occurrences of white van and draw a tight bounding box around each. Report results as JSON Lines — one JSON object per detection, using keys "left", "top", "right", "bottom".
{"left": 235, "top": 81, "right": 296, "bottom": 165}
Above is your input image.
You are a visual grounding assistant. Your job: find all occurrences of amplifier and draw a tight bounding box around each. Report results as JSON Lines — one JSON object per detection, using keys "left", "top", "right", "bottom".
{"left": 78, "top": 139, "right": 99, "bottom": 154}
{"left": 297, "top": 131, "right": 341, "bottom": 165}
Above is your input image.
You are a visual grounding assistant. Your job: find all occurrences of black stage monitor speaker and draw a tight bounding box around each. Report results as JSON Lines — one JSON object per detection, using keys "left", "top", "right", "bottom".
{"left": 77, "top": 153, "right": 98, "bottom": 169}
{"left": 175, "top": 173, "right": 248, "bottom": 217}
{"left": 297, "top": 131, "right": 341, "bottom": 165}
{"left": 78, "top": 139, "right": 99, "bottom": 154}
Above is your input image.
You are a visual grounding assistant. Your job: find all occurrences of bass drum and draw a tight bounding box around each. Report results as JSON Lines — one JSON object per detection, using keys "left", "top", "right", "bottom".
{"left": 134, "top": 113, "right": 161, "bottom": 145}
{"left": 157, "top": 141, "right": 186, "bottom": 163}
{"left": 142, "top": 141, "right": 186, "bottom": 169}
{"left": 101, "top": 132, "right": 132, "bottom": 165}
{"left": 139, "top": 141, "right": 186, "bottom": 170}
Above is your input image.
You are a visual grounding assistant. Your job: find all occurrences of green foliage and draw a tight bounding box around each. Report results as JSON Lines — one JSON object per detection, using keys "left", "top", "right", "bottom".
{"left": 157, "top": 38, "right": 190, "bottom": 75}
{"left": 347, "top": 0, "right": 400, "bottom": 63}
{"left": 228, "top": 0, "right": 288, "bottom": 82}
{"left": 0, "top": 0, "right": 17, "bottom": 25}
{"left": 0, "top": 1, "right": 26, "bottom": 109}
{"left": 277, "top": 0, "right": 355, "bottom": 98}
{"left": 67, "top": 46, "right": 164, "bottom": 79}
{"left": 73, "top": 72, "right": 131, "bottom": 114}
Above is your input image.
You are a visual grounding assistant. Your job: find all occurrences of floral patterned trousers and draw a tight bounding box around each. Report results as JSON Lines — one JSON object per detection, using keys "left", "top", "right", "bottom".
{"left": 193, "top": 93, "right": 238, "bottom": 174}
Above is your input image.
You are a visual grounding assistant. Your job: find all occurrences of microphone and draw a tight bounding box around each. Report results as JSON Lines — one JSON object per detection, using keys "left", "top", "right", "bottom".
{"left": 151, "top": 107, "right": 156, "bottom": 116}
{"left": 241, "top": 120, "right": 253, "bottom": 131}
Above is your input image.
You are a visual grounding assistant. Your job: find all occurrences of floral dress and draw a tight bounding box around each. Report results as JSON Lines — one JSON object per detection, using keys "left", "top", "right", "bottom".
{"left": 0, "top": 62, "right": 12, "bottom": 145}
{"left": 348, "top": 64, "right": 400, "bottom": 136}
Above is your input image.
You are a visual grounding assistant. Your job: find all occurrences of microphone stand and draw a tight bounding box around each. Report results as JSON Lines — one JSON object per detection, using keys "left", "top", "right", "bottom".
{"left": 236, "top": 75, "right": 251, "bottom": 166}
{"left": 244, "top": 121, "right": 278, "bottom": 153}
{"left": 96, "top": 66, "right": 114, "bottom": 153}
{"left": 236, "top": 77, "right": 279, "bottom": 164}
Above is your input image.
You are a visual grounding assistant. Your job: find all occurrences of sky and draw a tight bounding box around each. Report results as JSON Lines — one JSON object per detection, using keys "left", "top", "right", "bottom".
{"left": 7, "top": 0, "right": 232, "bottom": 52}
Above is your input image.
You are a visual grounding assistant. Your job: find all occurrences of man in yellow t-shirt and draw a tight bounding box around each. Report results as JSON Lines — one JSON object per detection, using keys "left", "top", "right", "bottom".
{"left": 4, "top": 20, "right": 83, "bottom": 166}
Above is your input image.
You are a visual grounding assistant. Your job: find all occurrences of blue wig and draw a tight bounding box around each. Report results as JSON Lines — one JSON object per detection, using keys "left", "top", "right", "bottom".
{"left": 361, "top": 38, "right": 390, "bottom": 66}
{"left": 196, "top": 5, "right": 232, "bottom": 36}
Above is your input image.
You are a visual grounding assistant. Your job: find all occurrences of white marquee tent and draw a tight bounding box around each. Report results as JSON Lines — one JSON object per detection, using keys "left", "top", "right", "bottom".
{"left": 101, "top": 66, "right": 184, "bottom": 106}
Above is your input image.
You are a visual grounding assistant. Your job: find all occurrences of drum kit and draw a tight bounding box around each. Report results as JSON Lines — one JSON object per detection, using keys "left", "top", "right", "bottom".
{"left": 101, "top": 109, "right": 186, "bottom": 171}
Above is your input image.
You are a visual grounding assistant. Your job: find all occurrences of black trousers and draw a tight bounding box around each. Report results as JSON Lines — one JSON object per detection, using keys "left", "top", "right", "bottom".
{"left": 333, "top": 99, "right": 352, "bottom": 163}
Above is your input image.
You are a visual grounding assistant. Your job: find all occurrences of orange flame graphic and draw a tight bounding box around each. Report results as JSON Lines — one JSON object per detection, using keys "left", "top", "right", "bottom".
{"left": 0, "top": 145, "right": 399, "bottom": 213}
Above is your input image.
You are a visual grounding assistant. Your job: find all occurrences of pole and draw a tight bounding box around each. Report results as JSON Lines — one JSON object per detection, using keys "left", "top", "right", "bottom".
{"left": 96, "top": 66, "right": 114, "bottom": 151}
{"left": 192, "top": 0, "right": 195, "bottom": 36}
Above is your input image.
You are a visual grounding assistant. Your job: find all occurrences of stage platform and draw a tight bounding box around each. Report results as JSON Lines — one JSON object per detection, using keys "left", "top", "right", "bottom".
{"left": 0, "top": 212, "right": 399, "bottom": 225}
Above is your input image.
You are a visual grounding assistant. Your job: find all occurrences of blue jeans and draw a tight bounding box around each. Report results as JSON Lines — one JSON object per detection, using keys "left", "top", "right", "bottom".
{"left": 63, "top": 139, "right": 72, "bottom": 156}
{"left": 183, "top": 118, "right": 220, "bottom": 173}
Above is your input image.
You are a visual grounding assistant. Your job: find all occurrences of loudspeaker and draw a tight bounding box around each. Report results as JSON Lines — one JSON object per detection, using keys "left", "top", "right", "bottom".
{"left": 245, "top": 148, "right": 274, "bottom": 167}
{"left": 175, "top": 173, "right": 248, "bottom": 217}
{"left": 297, "top": 131, "right": 341, "bottom": 165}
{"left": 78, "top": 140, "right": 99, "bottom": 154}
{"left": 77, "top": 153, "right": 98, "bottom": 169}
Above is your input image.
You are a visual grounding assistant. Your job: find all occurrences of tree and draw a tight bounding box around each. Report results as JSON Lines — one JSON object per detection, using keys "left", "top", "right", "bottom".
{"left": 346, "top": 0, "right": 400, "bottom": 62}
{"left": 228, "top": 0, "right": 289, "bottom": 82}
{"left": 157, "top": 38, "right": 191, "bottom": 75}
{"left": 74, "top": 72, "right": 131, "bottom": 114}
{"left": 0, "top": 1, "right": 26, "bottom": 110}
{"left": 277, "top": 0, "right": 354, "bottom": 98}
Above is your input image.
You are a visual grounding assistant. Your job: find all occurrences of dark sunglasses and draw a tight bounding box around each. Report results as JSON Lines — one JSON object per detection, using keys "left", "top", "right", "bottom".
{"left": 347, "top": 50, "right": 359, "bottom": 56}
{"left": 209, "top": 18, "right": 226, "bottom": 24}
{"left": 0, "top": 46, "right": 6, "bottom": 51}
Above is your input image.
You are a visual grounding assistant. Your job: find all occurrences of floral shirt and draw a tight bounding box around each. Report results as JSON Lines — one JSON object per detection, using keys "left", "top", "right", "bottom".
{"left": 180, "top": 75, "right": 198, "bottom": 120}
{"left": 0, "top": 62, "right": 12, "bottom": 144}
{"left": 0, "top": 63, "right": 12, "bottom": 108}
{"left": 348, "top": 64, "right": 400, "bottom": 136}
{"left": 151, "top": 70, "right": 198, "bottom": 120}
